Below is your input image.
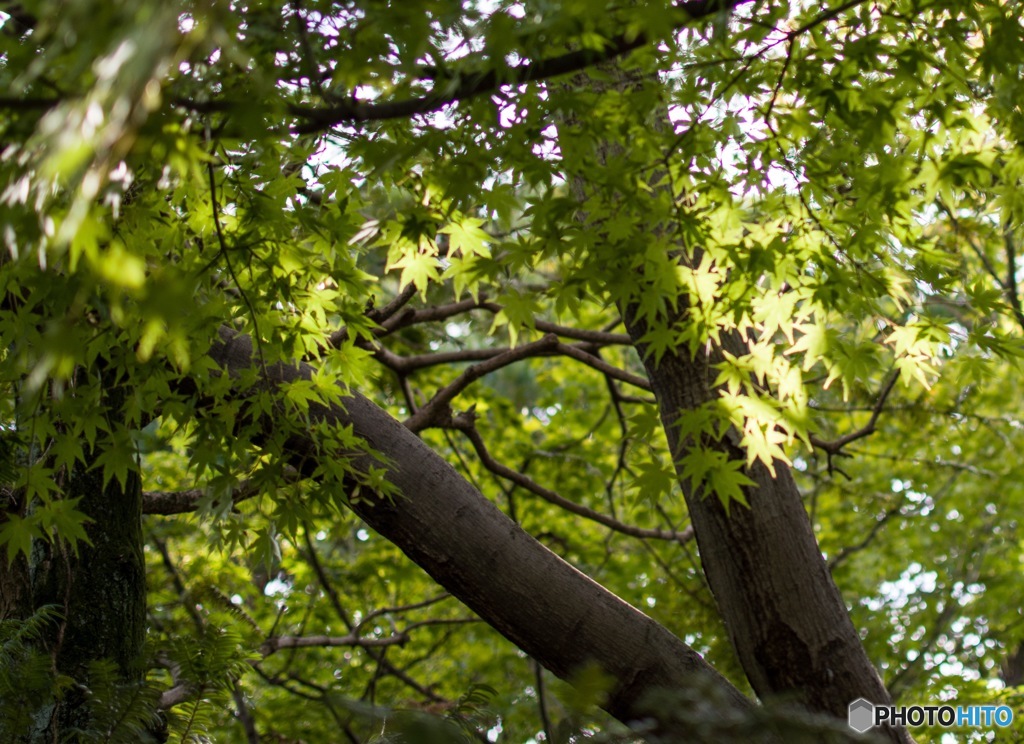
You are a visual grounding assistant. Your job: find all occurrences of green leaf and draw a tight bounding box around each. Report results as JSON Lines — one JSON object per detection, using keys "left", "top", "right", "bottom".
{"left": 0, "top": 514, "right": 42, "bottom": 562}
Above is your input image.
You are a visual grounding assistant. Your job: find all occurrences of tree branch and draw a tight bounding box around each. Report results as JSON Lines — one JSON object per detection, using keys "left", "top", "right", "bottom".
{"left": 553, "top": 341, "right": 652, "bottom": 391}
{"left": 374, "top": 345, "right": 506, "bottom": 373}
{"left": 143, "top": 468, "right": 300, "bottom": 515}
{"left": 403, "top": 333, "right": 561, "bottom": 432}
{"left": 809, "top": 369, "right": 899, "bottom": 462}
{"left": 827, "top": 500, "right": 905, "bottom": 571}
{"left": 302, "top": 530, "right": 448, "bottom": 703}
{"left": 372, "top": 338, "right": 648, "bottom": 393}
{"left": 450, "top": 410, "right": 693, "bottom": 544}
{"left": 376, "top": 297, "right": 486, "bottom": 337}
{"left": 1003, "top": 221, "right": 1024, "bottom": 332}
{"left": 207, "top": 327, "right": 756, "bottom": 736}
{"left": 355, "top": 592, "right": 452, "bottom": 630}
{"left": 0, "top": 0, "right": 762, "bottom": 133}
{"left": 261, "top": 632, "right": 409, "bottom": 656}
{"left": 287, "top": 0, "right": 755, "bottom": 134}
{"left": 143, "top": 482, "right": 259, "bottom": 515}
{"left": 371, "top": 295, "right": 634, "bottom": 344}
{"left": 369, "top": 283, "right": 419, "bottom": 325}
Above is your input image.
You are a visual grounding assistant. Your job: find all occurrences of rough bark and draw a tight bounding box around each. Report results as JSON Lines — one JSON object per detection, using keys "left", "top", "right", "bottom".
{"left": 2, "top": 379, "right": 149, "bottom": 741}
{"left": 553, "top": 55, "right": 911, "bottom": 742}
{"left": 621, "top": 308, "right": 910, "bottom": 743}
{"left": 46, "top": 455, "right": 146, "bottom": 677}
{"left": 1002, "top": 644, "right": 1024, "bottom": 687}
{"left": 207, "top": 328, "right": 757, "bottom": 738}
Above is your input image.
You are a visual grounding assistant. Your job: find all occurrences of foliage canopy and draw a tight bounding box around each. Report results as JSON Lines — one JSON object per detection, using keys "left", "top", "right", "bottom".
{"left": 2, "top": 0, "right": 1024, "bottom": 741}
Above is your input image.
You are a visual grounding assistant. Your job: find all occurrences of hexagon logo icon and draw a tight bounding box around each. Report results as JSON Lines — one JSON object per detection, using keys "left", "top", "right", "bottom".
{"left": 848, "top": 698, "right": 875, "bottom": 733}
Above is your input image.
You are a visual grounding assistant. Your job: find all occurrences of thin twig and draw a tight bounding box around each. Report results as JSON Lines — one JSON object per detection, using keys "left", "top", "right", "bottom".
{"left": 1003, "top": 220, "right": 1024, "bottom": 332}
{"left": 260, "top": 633, "right": 409, "bottom": 656}
{"left": 404, "top": 334, "right": 561, "bottom": 431}
{"left": 809, "top": 369, "right": 899, "bottom": 467}
{"left": 451, "top": 412, "right": 693, "bottom": 544}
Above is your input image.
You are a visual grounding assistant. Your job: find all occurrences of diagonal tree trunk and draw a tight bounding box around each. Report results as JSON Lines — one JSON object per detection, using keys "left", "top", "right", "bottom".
{"left": 207, "top": 328, "right": 758, "bottom": 739}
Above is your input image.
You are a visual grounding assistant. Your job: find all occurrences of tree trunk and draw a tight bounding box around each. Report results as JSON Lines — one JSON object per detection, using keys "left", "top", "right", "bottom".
{"left": 1, "top": 379, "right": 149, "bottom": 741}
{"left": 552, "top": 58, "right": 910, "bottom": 742}
{"left": 208, "top": 328, "right": 757, "bottom": 739}
{"left": 621, "top": 307, "right": 909, "bottom": 743}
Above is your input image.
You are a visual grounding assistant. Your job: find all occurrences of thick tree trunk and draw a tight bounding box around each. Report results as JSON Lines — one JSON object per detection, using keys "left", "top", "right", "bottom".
{"left": 37, "top": 454, "right": 146, "bottom": 734}
{"left": 550, "top": 55, "right": 910, "bottom": 742}
{"left": 208, "top": 329, "right": 758, "bottom": 739}
{"left": 621, "top": 307, "right": 909, "bottom": 743}
{"left": 1, "top": 381, "right": 149, "bottom": 741}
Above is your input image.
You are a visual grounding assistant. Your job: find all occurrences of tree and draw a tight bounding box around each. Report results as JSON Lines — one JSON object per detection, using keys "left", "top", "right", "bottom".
{"left": 1, "top": 0, "right": 1023, "bottom": 742}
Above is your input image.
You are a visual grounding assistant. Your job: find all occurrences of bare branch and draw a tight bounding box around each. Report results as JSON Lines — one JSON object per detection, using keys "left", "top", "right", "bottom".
{"left": 356, "top": 593, "right": 453, "bottom": 630}
{"left": 451, "top": 411, "right": 693, "bottom": 544}
{"left": 261, "top": 632, "right": 408, "bottom": 656}
{"left": 371, "top": 328, "right": 647, "bottom": 401}
{"left": 287, "top": 0, "right": 755, "bottom": 134}
{"left": 376, "top": 296, "right": 486, "bottom": 337}
{"left": 535, "top": 660, "right": 554, "bottom": 744}
{"left": 374, "top": 345, "right": 505, "bottom": 373}
{"left": 553, "top": 342, "right": 652, "bottom": 391}
{"left": 303, "top": 530, "right": 448, "bottom": 703}
{"left": 143, "top": 483, "right": 258, "bottom": 515}
{"left": 368, "top": 295, "right": 633, "bottom": 349}
{"left": 143, "top": 469, "right": 300, "bottom": 515}
{"left": 1003, "top": 221, "right": 1024, "bottom": 332}
{"left": 369, "top": 283, "right": 419, "bottom": 325}
{"left": 232, "top": 686, "right": 261, "bottom": 744}
{"left": 158, "top": 683, "right": 193, "bottom": 710}
{"left": 827, "top": 501, "right": 905, "bottom": 571}
{"left": 530, "top": 316, "right": 632, "bottom": 346}
{"left": 404, "top": 333, "right": 561, "bottom": 432}
{"left": 809, "top": 370, "right": 899, "bottom": 463}
{"left": 328, "top": 284, "right": 421, "bottom": 348}
{"left": 155, "top": 648, "right": 199, "bottom": 711}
